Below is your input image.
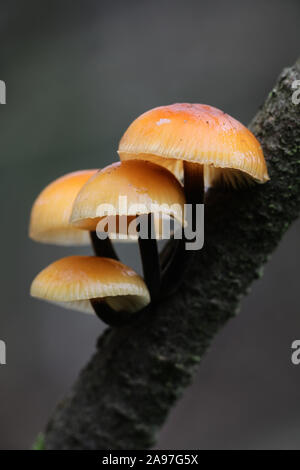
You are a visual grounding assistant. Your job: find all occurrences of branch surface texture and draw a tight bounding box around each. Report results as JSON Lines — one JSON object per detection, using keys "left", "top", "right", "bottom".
{"left": 44, "top": 59, "right": 300, "bottom": 450}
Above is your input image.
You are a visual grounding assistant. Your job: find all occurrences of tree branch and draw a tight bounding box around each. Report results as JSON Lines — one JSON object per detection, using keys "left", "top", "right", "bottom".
{"left": 44, "top": 59, "right": 300, "bottom": 450}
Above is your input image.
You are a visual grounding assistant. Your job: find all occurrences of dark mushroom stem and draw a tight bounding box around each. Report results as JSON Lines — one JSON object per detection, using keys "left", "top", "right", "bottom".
{"left": 90, "top": 231, "right": 119, "bottom": 260}
{"left": 91, "top": 299, "right": 152, "bottom": 327}
{"left": 90, "top": 214, "right": 161, "bottom": 323}
{"left": 159, "top": 236, "right": 177, "bottom": 271}
{"left": 161, "top": 161, "right": 205, "bottom": 297}
{"left": 90, "top": 299, "right": 133, "bottom": 327}
{"left": 138, "top": 213, "right": 161, "bottom": 302}
{"left": 183, "top": 160, "right": 205, "bottom": 216}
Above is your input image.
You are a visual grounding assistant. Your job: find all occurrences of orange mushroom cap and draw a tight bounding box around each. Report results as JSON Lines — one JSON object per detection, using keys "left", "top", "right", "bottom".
{"left": 70, "top": 160, "right": 186, "bottom": 238}
{"left": 29, "top": 170, "right": 98, "bottom": 245}
{"left": 30, "top": 256, "right": 150, "bottom": 314}
{"left": 118, "top": 103, "right": 269, "bottom": 185}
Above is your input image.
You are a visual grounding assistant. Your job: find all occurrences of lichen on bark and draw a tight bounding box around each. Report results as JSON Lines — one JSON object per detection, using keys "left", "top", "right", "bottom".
{"left": 44, "top": 59, "right": 300, "bottom": 450}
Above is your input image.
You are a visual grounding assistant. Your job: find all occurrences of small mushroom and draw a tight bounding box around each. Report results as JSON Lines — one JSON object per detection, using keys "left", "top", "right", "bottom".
{"left": 70, "top": 160, "right": 186, "bottom": 301}
{"left": 29, "top": 169, "right": 117, "bottom": 259}
{"left": 118, "top": 103, "right": 269, "bottom": 293}
{"left": 30, "top": 256, "right": 150, "bottom": 326}
{"left": 29, "top": 170, "right": 98, "bottom": 246}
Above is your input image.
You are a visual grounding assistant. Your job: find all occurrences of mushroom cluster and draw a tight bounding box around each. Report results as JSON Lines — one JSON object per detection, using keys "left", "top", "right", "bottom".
{"left": 29, "top": 103, "right": 269, "bottom": 326}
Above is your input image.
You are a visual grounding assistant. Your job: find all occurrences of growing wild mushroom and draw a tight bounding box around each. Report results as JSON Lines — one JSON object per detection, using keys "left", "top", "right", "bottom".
{"left": 30, "top": 256, "right": 150, "bottom": 326}
{"left": 29, "top": 170, "right": 98, "bottom": 245}
{"left": 29, "top": 169, "right": 118, "bottom": 259}
{"left": 70, "top": 160, "right": 186, "bottom": 301}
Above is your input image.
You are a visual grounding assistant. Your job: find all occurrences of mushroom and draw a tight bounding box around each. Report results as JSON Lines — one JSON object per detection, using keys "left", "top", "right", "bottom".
{"left": 30, "top": 256, "right": 150, "bottom": 326}
{"left": 29, "top": 169, "right": 117, "bottom": 259}
{"left": 118, "top": 103, "right": 270, "bottom": 293}
{"left": 70, "top": 160, "right": 186, "bottom": 301}
{"left": 118, "top": 103, "right": 269, "bottom": 194}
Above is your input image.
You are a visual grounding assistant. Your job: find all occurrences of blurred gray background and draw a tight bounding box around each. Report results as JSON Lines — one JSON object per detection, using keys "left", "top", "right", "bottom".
{"left": 0, "top": 0, "right": 299, "bottom": 449}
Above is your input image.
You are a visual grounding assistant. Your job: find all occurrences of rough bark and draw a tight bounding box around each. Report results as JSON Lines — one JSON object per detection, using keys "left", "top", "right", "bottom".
{"left": 44, "top": 59, "right": 300, "bottom": 450}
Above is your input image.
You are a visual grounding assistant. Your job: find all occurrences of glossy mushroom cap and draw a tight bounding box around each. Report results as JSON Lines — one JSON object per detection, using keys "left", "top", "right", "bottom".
{"left": 118, "top": 103, "right": 269, "bottom": 185}
{"left": 70, "top": 160, "right": 186, "bottom": 237}
{"left": 29, "top": 170, "right": 98, "bottom": 245}
{"left": 30, "top": 256, "right": 150, "bottom": 314}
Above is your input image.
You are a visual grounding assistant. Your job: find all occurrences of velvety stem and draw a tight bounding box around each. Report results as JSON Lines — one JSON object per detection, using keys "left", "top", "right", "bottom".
{"left": 161, "top": 161, "right": 205, "bottom": 297}
{"left": 90, "top": 300, "right": 133, "bottom": 327}
{"left": 183, "top": 161, "right": 205, "bottom": 207}
{"left": 138, "top": 213, "right": 161, "bottom": 302}
{"left": 90, "top": 231, "right": 119, "bottom": 260}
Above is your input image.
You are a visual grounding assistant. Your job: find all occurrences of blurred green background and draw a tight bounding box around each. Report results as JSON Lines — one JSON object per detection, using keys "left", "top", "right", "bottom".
{"left": 0, "top": 0, "right": 300, "bottom": 449}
